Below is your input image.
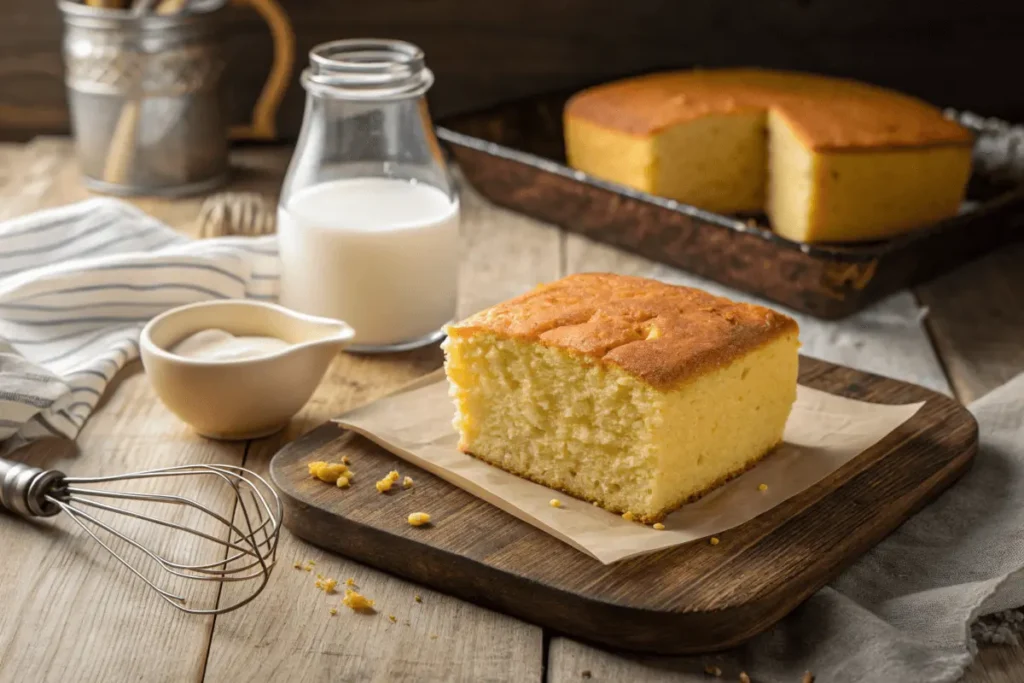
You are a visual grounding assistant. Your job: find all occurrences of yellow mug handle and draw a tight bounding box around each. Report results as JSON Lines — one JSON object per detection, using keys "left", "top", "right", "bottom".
{"left": 227, "top": 0, "right": 295, "bottom": 141}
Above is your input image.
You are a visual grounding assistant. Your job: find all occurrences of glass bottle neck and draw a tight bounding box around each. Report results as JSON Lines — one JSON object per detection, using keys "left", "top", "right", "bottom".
{"left": 283, "top": 92, "right": 451, "bottom": 204}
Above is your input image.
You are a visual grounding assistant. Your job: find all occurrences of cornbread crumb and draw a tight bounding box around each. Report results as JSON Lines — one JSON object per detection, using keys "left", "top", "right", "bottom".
{"left": 388, "top": 615, "right": 397, "bottom": 623}
{"left": 549, "top": 498, "right": 563, "bottom": 508}
{"left": 308, "top": 461, "right": 350, "bottom": 484}
{"left": 653, "top": 523, "right": 666, "bottom": 530}
{"left": 408, "top": 512, "right": 431, "bottom": 527}
{"left": 414, "top": 595, "right": 422, "bottom": 603}
{"left": 376, "top": 477, "right": 395, "bottom": 493}
{"left": 387, "top": 470, "right": 400, "bottom": 482}
{"left": 704, "top": 664, "right": 722, "bottom": 677}
{"left": 403, "top": 476, "right": 414, "bottom": 489}
{"left": 710, "top": 537, "right": 720, "bottom": 545}
{"left": 345, "top": 578, "right": 356, "bottom": 587}
{"left": 292, "top": 561, "right": 301, "bottom": 569}
{"left": 740, "top": 673, "right": 751, "bottom": 683}
{"left": 342, "top": 588, "right": 375, "bottom": 612}
{"left": 329, "top": 608, "right": 337, "bottom": 616}
{"left": 342, "top": 456, "right": 351, "bottom": 465}
{"left": 758, "top": 483, "right": 768, "bottom": 492}
{"left": 308, "top": 560, "right": 315, "bottom": 566}
{"left": 622, "top": 511, "right": 635, "bottom": 522}
{"left": 336, "top": 476, "right": 350, "bottom": 488}
{"left": 315, "top": 577, "right": 338, "bottom": 594}
{"left": 802, "top": 673, "right": 814, "bottom": 683}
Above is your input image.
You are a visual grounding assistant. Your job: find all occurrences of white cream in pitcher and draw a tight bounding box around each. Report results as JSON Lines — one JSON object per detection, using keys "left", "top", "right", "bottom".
{"left": 277, "top": 177, "right": 459, "bottom": 348}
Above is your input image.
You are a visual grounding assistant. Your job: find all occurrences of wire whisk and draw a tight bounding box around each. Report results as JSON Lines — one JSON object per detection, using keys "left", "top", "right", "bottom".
{"left": 0, "top": 458, "right": 282, "bottom": 615}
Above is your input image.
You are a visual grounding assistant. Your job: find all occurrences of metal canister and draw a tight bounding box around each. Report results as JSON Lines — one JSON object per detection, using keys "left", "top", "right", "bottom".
{"left": 57, "top": 0, "right": 294, "bottom": 197}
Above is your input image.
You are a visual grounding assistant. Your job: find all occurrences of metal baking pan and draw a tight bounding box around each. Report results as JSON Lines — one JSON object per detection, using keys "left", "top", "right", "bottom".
{"left": 437, "top": 89, "right": 1024, "bottom": 319}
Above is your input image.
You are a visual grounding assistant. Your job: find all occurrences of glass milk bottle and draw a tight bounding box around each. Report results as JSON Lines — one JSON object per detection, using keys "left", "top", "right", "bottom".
{"left": 279, "top": 39, "right": 459, "bottom": 352}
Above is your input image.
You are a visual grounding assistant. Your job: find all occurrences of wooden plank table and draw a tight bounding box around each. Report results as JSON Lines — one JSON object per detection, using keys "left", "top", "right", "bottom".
{"left": 0, "top": 138, "right": 1021, "bottom": 683}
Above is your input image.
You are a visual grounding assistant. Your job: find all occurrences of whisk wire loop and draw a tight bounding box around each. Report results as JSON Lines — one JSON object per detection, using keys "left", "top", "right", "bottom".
{"left": 1, "top": 458, "right": 282, "bottom": 616}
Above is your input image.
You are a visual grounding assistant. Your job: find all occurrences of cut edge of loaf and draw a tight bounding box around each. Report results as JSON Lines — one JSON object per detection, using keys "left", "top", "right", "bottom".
{"left": 445, "top": 322, "right": 799, "bottom": 523}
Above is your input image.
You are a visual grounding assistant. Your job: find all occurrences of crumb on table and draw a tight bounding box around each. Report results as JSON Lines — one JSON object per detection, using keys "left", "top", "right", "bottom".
{"left": 653, "top": 523, "right": 665, "bottom": 531}
{"left": 408, "top": 512, "right": 431, "bottom": 527}
{"left": 342, "top": 455, "right": 351, "bottom": 465}
{"left": 549, "top": 498, "right": 563, "bottom": 508}
{"left": 342, "top": 588, "right": 375, "bottom": 612}
{"left": 315, "top": 577, "right": 337, "bottom": 594}
{"left": 388, "top": 615, "right": 397, "bottom": 623}
{"left": 345, "top": 578, "right": 356, "bottom": 587}
{"left": 709, "top": 536, "right": 720, "bottom": 546}
{"left": 336, "top": 475, "right": 350, "bottom": 488}
{"left": 621, "top": 511, "right": 635, "bottom": 522}
{"left": 329, "top": 608, "right": 338, "bottom": 616}
{"left": 402, "top": 476, "right": 414, "bottom": 489}
{"left": 758, "top": 483, "right": 768, "bottom": 492}
{"left": 414, "top": 595, "right": 422, "bottom": 603}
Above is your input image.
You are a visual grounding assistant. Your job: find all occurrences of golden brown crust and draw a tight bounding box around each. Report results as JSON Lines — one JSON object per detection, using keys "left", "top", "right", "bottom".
{"left": 459, "top": 440, "right": 781, "bottom": 524}
{"left": 446, "top": 273, "right": 798, "bottom": 391}
{"left": 564, "top": 68, "right": 972, "bottom": 152}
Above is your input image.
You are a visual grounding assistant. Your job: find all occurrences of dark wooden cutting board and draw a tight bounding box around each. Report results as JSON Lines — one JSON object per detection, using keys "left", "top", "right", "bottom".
{"left": 269, "top": 356, "right": 977, "bottom": 655}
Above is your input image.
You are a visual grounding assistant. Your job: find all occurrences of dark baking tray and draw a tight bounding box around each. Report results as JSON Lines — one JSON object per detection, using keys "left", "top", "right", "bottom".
{"left": 437, "top": 90, "right": 1024, "bottom": 319}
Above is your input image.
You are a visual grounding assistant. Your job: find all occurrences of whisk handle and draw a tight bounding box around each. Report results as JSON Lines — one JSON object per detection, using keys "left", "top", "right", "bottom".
{"left": 0, "top": 458, "right": 65, "bottom": 518}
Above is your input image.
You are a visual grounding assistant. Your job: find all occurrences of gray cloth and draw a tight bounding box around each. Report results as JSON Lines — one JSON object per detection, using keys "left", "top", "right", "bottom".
{"left": 728, "top": 371, "right": 1024, "bottom": 682}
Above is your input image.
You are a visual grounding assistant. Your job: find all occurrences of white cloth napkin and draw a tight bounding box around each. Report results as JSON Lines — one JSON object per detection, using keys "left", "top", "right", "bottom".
{"left": 0, "top": 198, "right": 279, "bottom": 447}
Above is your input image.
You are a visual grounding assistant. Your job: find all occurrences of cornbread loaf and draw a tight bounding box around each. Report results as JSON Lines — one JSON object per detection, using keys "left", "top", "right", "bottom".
{"left": 564, "top": 69, "right": 974, "bottom": 243}
{"left": 443, "top": 273, "right": 800, "bottom": 523}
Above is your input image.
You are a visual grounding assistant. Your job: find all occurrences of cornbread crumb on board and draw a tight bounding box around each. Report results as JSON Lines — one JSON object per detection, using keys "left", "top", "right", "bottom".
{"left": 402, "top": 476, "right": 414, "bottom": 489}
{"left": 758, "top": 483, "right": 768, "bottom": 492}
{"left": 376, "top": 470, "right": 402, "bottom": 493}
{"left": 653, "top": 523, "right": 665, "bottom": 530}
{"left": 621, "top": 512, "right": 635, "bottom": 522}
{"left": 342, "top": 588, "right": 375, "bottom": 613}
{"left": 307, "top": 461, "right": 349, "bottom": 484}
{"left": 414, "top": 595, "right": 422, "bottom": 603}
{"left": 549, "top": 498, "right": 563, "bottom": 508}
{"left": 710, "top": 537, "right": 720, "bottom": 545}
{"left": 336, "top": 475, "right": 350, "bottom": 488}
{"left": 345, "top": 578, "right": 356, "bottom": 587}
{"left": 328, "top": 608, "right": 337, "bottom": 616}
{"left": 388, "top": 615, "right": 397, "bottom": 623}
{"left": 408, "top": 512, "right": 431, "bottom": 527}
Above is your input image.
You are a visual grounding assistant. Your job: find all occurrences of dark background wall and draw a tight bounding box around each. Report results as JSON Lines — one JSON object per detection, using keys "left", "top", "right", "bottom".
{"left": 2, "top": 0, "right": 1021, "bottom": 140}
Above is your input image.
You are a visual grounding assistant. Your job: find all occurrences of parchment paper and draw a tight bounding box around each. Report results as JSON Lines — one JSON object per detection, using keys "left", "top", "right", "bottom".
{"left": 333, "top": 369, "right": 924, "bottom": 564}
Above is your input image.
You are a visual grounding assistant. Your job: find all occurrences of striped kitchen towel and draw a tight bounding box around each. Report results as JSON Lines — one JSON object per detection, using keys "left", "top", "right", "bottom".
{"left": 0, "top": 197, "right": 279, "bottom": 448}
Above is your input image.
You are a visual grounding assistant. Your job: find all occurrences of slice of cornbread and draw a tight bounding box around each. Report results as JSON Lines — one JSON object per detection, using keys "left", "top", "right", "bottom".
{"left": 443, "top": 273, "right": 800, "bottom": 523}
{"left": 564, "top": 69, "right": 974, "bottom": 243}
